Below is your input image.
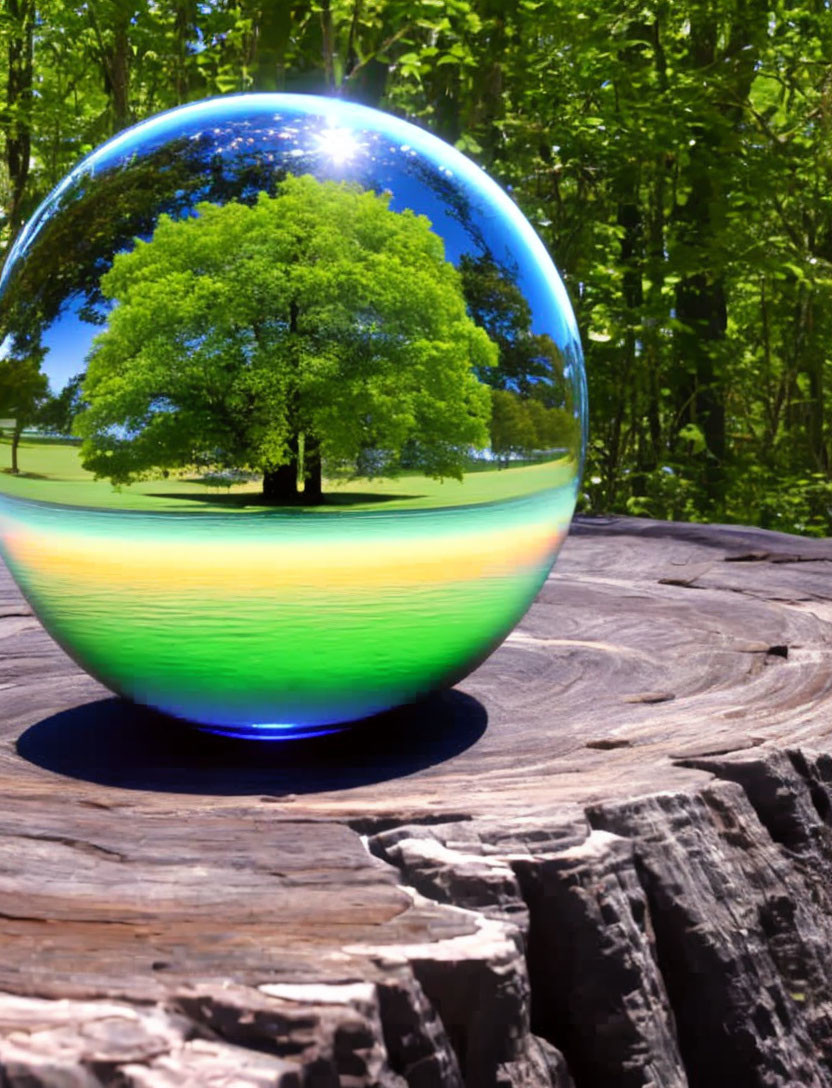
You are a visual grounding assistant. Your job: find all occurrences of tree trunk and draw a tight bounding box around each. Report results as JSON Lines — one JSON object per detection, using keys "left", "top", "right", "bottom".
{"left": 108, "top": 16, "right": 131, "bottom": 133}
{"left": 254, "top": 4, "right": 291, "bottom": 91}
{"left": 173, "top": 0, "right": 197, "bottom": 103}
{"left": 671, "top": 2, "right": 768, "bottom": 512}
{"left": 87, "top": 1, "right": 132, "bottom": 135}
{"left": 674, "top": 269, "right": 727, "bottom": 505}
{"left": 262, "top": 434, "right": 299, "bottom": 501}
{"left": 262, "top": 465, "right": 298, "bottom": 502}
{"left": 303, "top": 438, "right": 323, "bottom": 503}
{"left": 672, "top": 11, "right": 727, "bottom": 512}
{"left": 10, "top": 421, "right": 22, "bottom": 475}
{"left": 3, "top": 0, "right": 35, "bottom": 240}
{"left": 802, "top": 296, "right": 827, "bottom": 473}
{"left": 261, "top": 433, "right": 327, "bottom": 505}
{"left": 617, "top": 182, "right": 644, "bottom": 498}
{"left": 320, "top": 0, "right": 336, "bottom": 91}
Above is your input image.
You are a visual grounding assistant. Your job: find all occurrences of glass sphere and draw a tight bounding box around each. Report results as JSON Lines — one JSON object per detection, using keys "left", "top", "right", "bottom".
{"left": 0, "top": 95, "right": 586, "bottom": 740}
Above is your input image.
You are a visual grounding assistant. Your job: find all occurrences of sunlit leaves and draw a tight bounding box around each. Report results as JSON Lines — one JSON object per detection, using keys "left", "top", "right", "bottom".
{"left": 6, "top": 0, "right": 832, "bottom": 529}
{"left": 76, "top": 175, "right": 495, "bottom": 485}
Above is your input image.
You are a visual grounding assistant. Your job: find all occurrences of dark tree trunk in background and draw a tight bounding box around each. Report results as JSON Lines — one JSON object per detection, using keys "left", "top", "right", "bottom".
{"left": 173, "top": 0, "right": 198, "bottom": 102}
{"left": 800, "top": 295, "right": 828, "bottom": 474}
{"left": 674, "top": 267, "right": 728, "bottom": 504}
{"left": 87, "top": 1, "right": 132, "bottom": 134}
{"left": 616, "top": 175, "right": 644, "bottom": 503}
{"left": 3, "top": 0, "right": 35, "bottom": 240}
{"left": 610, "top": 16, "right": 649, "bottom": 506}
{"left": 253, "top": 3, "right": 291, "bottom": 91}
{"left": 671, "top": 1, "right": 768, "bottom": 512}
{"left": 672, "top": 14, "right": 725, "bottom": 512}
{"left": 643, "top": 13, "right": 668, "bottom": 474}
{"left": 320, "top": 0, "right": 336, "bottom": 90}
{"left": 107, "top": 17, "right": 131, "bottom": 133}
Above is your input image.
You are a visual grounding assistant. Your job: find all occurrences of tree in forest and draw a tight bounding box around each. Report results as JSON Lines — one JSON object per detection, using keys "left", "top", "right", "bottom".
{"left": 0, "top": 344, "right": 47, "bottom": 473}
{"left": 1, "top": 0, "right": 35, "bottom": 242}
{"left": 489, "top": 389, "right": 535, "bottom": 466}
{"left": 36, "top": 372, "right": 86, "bottom": 437}
{"left": 14, "top": 0, "right": 832, "bottom": 533}
{"left": 526, "top": 398, "right": 578, "bottom": 452}
{"left": 489, "top": 388, "right": 577, "bottom": 467}
{"left": 75, "top": 174, "right": 495, "bottom": 501}
{"left": 459, "top": 253, "right": 566, "bottom": 403}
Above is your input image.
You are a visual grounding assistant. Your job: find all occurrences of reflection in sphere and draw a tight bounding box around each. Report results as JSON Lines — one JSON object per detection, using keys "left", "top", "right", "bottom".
{"left": 0, "top": 95, "right": 586, "bottom": 739}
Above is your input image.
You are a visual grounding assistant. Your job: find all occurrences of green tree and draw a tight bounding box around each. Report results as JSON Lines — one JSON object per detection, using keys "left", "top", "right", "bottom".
{"left": 11, "top": 0, "right": 832, "bottom": 534}
{"left": 459, "top": 253, "right": 567, "bottom": 403}
{"left": 489, "top": 388, "right": 534, "bottom": 466}
{"left": 526, "top": 397, "right": 579, "bottom": 453}
{"left": 488, "top": 387, "right": 578, "bottom": 466}
{"left": 75, "top": 173, "right": 495, "bottom": 502}
{"left": 36, "top": 371, "right": 84, "bottom": 436}
{"left": 0, "top": 345, "right": 47, "bottom": 473}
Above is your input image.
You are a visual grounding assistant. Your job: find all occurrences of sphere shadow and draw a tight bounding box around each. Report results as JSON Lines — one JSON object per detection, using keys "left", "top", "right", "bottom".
{"left": 15, "top": 690, "right": 487, "bottom": 797}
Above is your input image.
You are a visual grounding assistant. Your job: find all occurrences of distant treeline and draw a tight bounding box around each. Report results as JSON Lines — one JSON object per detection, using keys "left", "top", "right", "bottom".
{"left": 2, "top": 1, "right": 831, "bottom": 531}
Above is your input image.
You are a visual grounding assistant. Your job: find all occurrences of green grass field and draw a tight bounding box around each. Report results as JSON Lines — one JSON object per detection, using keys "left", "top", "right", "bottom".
{"left": 0, "top": 436, "right": 575, "bottom": 513}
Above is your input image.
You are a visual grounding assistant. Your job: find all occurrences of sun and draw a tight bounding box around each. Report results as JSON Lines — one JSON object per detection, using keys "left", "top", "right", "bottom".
{"left": 315, "top": 125, "right": 362, "bottom": 165}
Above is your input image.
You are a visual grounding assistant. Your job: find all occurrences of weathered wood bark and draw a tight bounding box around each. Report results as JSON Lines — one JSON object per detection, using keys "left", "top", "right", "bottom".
{"left": 2, "top": 515, "right": 832, "bottom": 1085}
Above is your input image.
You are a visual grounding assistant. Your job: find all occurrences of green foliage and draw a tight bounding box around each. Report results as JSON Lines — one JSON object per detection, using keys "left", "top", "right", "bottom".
{"left": 459, "top": 254, "right": 568, "bottom": 404}
{"left": 0, "top": 345, "right": 48, "bottom": 472}
{"left": 489, "top": 388, "right": 576, "bottom": 466}
{"left": 0, "top": 350, "right": 47, "bottom": 426}
{"left": 5, "top": 1, "right": 832, "bottom": 530}
{"left": 490, "top": 388, "right": 534, "bottom": 465}
{"left": 36, "top": 372, "right": 85, "bottom": 436}
{"left": 75, "top": 174, "right": 494, "bottom": 487}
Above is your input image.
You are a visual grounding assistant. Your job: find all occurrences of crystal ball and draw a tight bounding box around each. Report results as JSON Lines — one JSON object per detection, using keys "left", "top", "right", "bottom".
{"left": 0, "top": 95, "right": 586, "bottom": 740}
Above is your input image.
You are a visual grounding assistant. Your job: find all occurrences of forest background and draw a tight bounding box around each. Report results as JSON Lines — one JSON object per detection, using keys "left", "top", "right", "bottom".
{"left": 1, "top": 0, "right": 830, "bottom": 534}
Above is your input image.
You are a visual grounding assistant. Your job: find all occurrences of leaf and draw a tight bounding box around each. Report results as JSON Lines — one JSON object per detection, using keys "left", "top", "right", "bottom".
{"left": 677, "top": 423, "right": 706, "bottom": 455}
{"left": 455, "top": 133, "right": 483, "bottom": 154}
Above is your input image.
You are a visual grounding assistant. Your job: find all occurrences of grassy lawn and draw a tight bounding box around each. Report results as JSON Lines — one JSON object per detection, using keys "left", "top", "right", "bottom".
{"left": 0, "top": 436, "right": 574, "bottom": 513}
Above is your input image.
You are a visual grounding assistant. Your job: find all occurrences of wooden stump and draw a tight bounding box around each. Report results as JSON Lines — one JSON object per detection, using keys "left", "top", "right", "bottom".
{"left": 1, "top": 515, "right": 832, "bottom": 1086}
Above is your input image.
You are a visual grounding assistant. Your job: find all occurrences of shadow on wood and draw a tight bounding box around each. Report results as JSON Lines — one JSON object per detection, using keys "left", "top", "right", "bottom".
{"left": 15, "top": 688, "right": 488, "bottom": 796}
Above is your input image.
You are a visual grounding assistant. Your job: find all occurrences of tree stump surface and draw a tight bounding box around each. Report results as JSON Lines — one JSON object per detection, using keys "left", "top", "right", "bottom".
{"left": 1, "top": 515, "right": 832, "bottom": 1086}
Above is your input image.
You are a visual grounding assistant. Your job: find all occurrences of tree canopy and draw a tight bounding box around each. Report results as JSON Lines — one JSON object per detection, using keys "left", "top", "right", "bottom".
{"left": 0, "top": 345, "right": 46, "bottom": 472}
{"left": 459, "top": 254, "right": 566, "bottom": 404}
{"left": 74, "top": 173, "right": 495, "bottom": 500}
